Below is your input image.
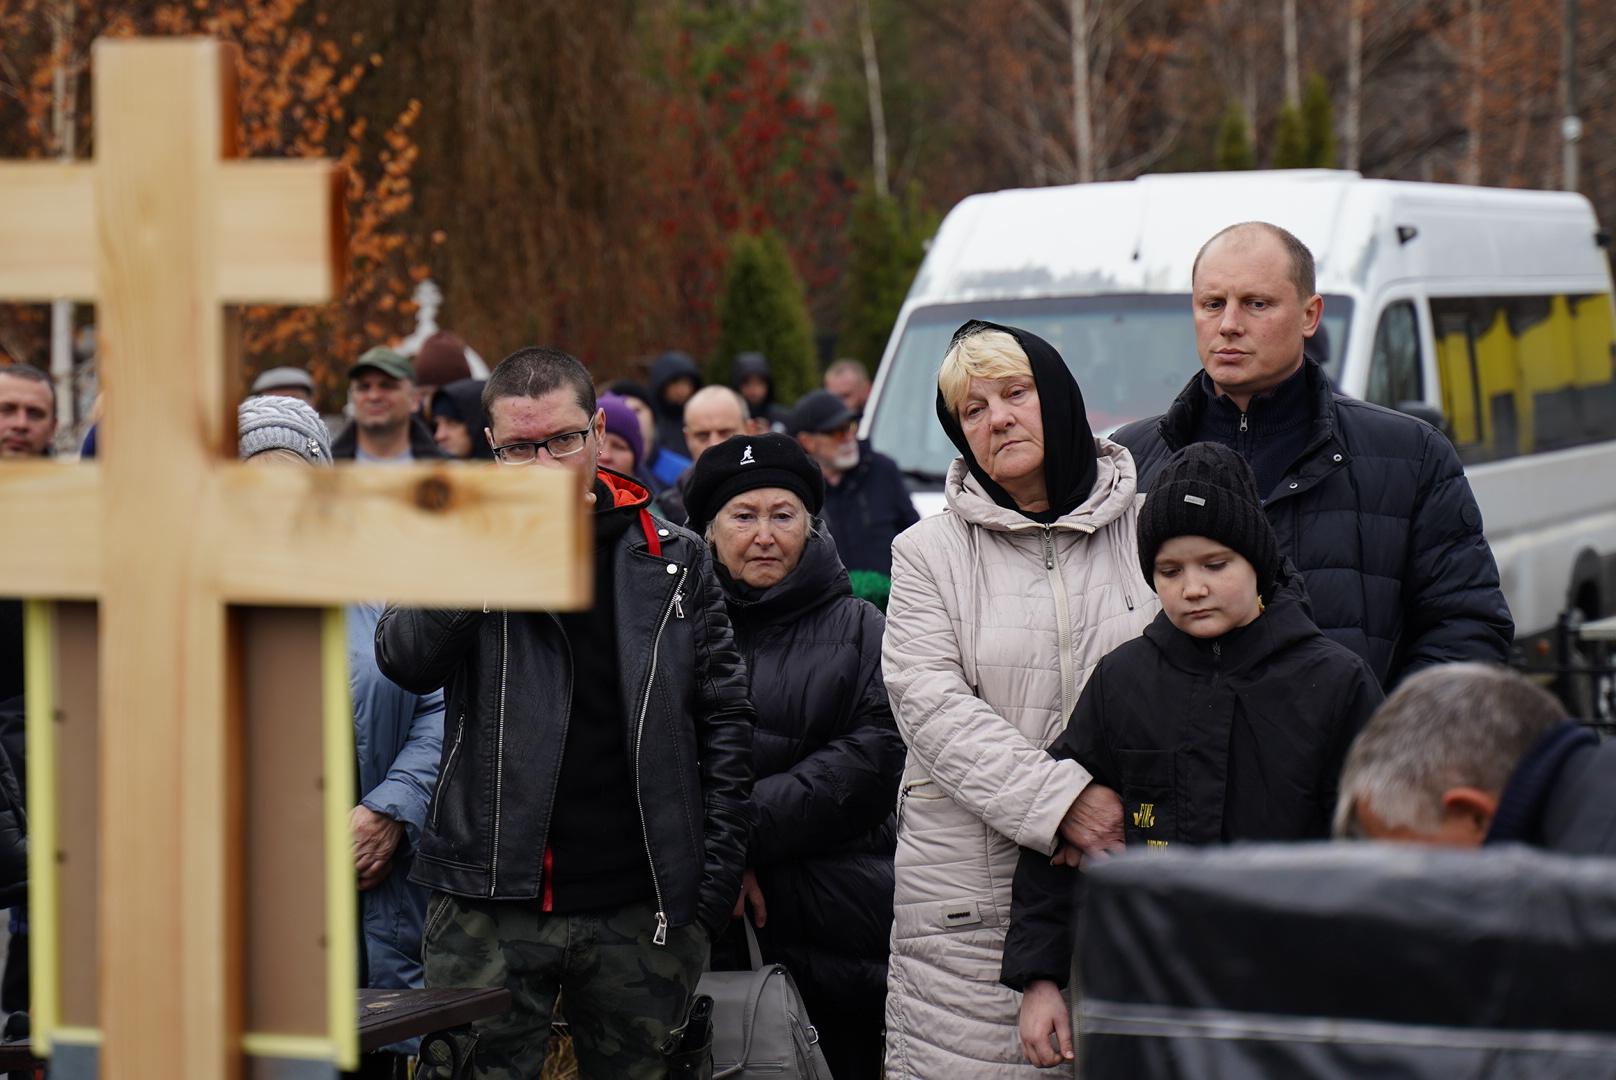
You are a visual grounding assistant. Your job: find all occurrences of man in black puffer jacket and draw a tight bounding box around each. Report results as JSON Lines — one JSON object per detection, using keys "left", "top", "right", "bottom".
{"left": 377, "top": 347, "right": 754, "bottom": 1080}
{"left": 1113, "top": 222, "right": 1512, "bottom": 687}
{"left": 685, "top": 433, "right": 906, "bottom": 1080}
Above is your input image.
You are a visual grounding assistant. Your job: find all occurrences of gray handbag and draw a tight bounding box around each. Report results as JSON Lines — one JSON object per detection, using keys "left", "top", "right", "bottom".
{"left": 698, "top": 921, "right": 833, "bottom": 1080}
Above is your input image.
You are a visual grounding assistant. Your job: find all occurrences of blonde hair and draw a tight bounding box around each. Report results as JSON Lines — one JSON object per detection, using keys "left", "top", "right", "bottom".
{"left": 937, "top": 328, "right": 1031, "bottom": 416}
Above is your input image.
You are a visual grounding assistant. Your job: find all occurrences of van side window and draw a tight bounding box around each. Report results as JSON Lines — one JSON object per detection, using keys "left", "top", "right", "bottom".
{"left": 1367, "top": 301, "right": 1422, "bottom": 410}
{"left": 1430, "top": 293, "right": 1616, "bottom": 463}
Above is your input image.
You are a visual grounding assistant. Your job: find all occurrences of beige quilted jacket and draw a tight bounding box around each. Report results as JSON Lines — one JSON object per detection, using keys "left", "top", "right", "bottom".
{"left": 882, "top": 438, "right": 1158, "bottom": 1078}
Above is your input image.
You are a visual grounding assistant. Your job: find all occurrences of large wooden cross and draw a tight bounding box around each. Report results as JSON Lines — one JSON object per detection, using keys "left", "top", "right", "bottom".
{"left": 0, "top": 38, "right": 589, "bottom": 1079}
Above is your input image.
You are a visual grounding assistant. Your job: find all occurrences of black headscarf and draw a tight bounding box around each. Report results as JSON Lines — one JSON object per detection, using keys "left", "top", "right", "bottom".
{"left": 935, "top": 319, "right": 1098, "bottom": 524}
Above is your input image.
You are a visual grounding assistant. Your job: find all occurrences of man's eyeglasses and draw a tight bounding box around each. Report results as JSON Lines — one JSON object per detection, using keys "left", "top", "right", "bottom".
{"left": 490, "top": 427, "right": 591, "bottom": 465}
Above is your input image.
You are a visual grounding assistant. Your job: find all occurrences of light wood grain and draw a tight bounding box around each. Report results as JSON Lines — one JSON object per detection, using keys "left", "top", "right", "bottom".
{"left": 210, "top": 462, "right": 591, "bottom": 609}
{"left": 92, "top": 38, "right": 239, "bottom": 1080}
{"left": 0, "top": 163, "right": 96, "bottom": 300}
{"left": 0, "top": 464, "right": 101, "bottom": 597}
{"left": 216, "top": 161, "right": 346, "bottom": 303}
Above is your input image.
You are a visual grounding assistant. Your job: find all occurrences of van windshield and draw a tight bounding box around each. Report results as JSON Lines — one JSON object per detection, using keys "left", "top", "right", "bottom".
{"left": 869, "top": 295, "right": 1351, "bottom": 483}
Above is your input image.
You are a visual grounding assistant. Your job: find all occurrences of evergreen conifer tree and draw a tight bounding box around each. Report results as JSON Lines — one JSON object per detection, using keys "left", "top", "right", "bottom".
{"left": 1302, "top": 73, "right": 1337, "bottom": 168}
{"left": 711, "top": 231, "right": 819, "bottom": 403}
{"left": 839, "top": 185, "right": 931, "bottom": 374}
{"left": 1271, "top": 103, "right": 1309, "bottom": 169}
{"left": 1216, "top": 103, "right": 1256, "bottom": 170}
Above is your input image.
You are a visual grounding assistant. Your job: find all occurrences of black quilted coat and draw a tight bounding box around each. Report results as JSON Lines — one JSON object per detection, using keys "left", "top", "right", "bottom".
{"left": 1113, "top": 360, "right": 1513, "bottom": 687}
{"left": 720, "top": 526, "right": 905, "bottom": 1046}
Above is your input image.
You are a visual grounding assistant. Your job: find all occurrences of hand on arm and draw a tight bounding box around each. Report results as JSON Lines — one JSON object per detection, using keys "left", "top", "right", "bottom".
{"left": 1019, "top": 980, "right": 1073, "bottom": 1067}
{"left": 1058, "top": 782, "right": 1124, "bottom": 858}
{"left": 351, "top": 804, "right": 404, "bottom": 891}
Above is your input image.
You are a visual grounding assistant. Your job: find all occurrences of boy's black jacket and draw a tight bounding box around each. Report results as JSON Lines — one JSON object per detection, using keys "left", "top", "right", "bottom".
{"left": 1000, "top": 565, "right": 1383, "bottom": 990}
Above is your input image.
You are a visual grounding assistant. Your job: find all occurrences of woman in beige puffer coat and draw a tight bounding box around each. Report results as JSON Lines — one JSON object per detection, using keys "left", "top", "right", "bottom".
{"left": 882, "top": 320, "right": 1157, "bottom": 1077}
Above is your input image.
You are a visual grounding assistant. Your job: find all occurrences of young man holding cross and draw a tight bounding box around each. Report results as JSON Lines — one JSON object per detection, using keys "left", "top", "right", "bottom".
{"left": 376, "top": 346, "right": 755, "bottom": 1079}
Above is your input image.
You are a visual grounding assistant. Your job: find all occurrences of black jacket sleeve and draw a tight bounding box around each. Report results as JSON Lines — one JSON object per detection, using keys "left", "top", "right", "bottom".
{"left": 1318, "top": 659, "right": 1385, "bottom": 834}
{"left": 0, "top": 735, "right": 26, "bottom": 909}
{"left": 374, "top": 606, "right": 485, "bottom": 695}
{"left": 1001, "top": 667, "right": 1113, "bottom": 992}
{"left": 1397, "top": 425, "right": 1514, "bottom": 679}
{"left": 750, "top": 606, "right": 905, "bottom": 865}
{"left": 687, "top": 542, "right": 758, "bottom": 936}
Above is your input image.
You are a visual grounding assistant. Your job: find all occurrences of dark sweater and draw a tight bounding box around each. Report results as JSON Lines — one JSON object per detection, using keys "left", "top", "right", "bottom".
{"left": 546, "top": 480, "right": 656, "bottom": 911}
{"left": 1487, "top": 723, "right": 1616, "bottom": 855}
{"left": 1191, "top": 364, "right": 1313, "bottom": 503}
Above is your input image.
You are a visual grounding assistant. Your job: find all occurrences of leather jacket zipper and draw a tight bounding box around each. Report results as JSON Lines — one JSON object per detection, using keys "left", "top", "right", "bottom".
{"left": 635, "top": 563, "right": 689, "bottom": 945}
{"left": 430, "top": 710, "right": 466, "bottom": 829}
{"left": 489, "top": 611, "right": 509, "bottom": 896}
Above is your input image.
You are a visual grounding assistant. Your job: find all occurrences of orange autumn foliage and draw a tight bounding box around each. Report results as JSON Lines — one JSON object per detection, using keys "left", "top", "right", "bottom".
{"left": 0, "top": 0, "right": 427, "bottom": 406}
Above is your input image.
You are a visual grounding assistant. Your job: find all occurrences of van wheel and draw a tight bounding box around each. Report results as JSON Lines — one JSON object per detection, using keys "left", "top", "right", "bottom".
{"left": 1563, "top": 603, "right": 1614, "bottom": 727}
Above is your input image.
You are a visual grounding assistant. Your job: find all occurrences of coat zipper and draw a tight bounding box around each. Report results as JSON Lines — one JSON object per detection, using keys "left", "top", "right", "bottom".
{"left": 1239, "top": 412, "right": 1248, "bottom": 433}
{"left": 1041, "top": 526, "right": 1077, "bottom": 717}
{"left": 635, "top": 563, "right": 690, "bottom": 945}
{"left": 489, "top": 611, "right": 509, "bottom": 896}
{"left": 430, "top": 710, "right": 466, "bottom": 829}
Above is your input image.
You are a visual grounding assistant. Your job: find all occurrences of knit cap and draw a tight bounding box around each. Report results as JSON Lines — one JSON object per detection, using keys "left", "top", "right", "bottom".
{"left": 598, "top": 393, "right": 646, "bottom": 468}
{"left": 238, "top": 395, "right": 332, "bottom": 465}
{"left": 1137, "top": 442, "right": 1280, "bottom": 598}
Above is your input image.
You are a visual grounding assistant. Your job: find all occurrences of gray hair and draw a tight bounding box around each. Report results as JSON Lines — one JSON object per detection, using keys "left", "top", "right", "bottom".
{"left": 1333, "top": 663, "right": 1566, "bottom": 838}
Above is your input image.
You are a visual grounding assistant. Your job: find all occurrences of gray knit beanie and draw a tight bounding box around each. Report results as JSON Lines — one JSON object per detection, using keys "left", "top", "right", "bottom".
{"left": 238, "top": 395, "right": 332, "bottom": 465}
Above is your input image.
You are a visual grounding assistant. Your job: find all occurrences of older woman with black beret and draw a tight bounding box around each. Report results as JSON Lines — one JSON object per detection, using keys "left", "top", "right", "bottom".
{"left": 685, "top": 433, "right": 906, "bottom": 1080}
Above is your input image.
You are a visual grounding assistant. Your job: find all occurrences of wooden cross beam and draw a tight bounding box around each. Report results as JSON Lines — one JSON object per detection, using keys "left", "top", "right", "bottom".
{"left": 0, "top": 37, "right": 589, "bottom": 1079}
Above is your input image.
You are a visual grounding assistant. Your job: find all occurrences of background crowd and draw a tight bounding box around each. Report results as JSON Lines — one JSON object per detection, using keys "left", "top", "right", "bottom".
{"left": 0, "top": 220, "right": 1609, "bottom": 1080}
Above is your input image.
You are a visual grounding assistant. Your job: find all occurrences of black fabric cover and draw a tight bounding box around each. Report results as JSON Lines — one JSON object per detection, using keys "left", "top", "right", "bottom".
{"left": 1114, "top": 358, "right": 1513, "bottom": 687}
{"left": 1077, "top": 844, "right": 1616, "bottom": 1078}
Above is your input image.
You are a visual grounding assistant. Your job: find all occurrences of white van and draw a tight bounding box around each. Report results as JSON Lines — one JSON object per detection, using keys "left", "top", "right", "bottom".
{"left": 864, "top": 169, "right": 1616, "bottom": 648}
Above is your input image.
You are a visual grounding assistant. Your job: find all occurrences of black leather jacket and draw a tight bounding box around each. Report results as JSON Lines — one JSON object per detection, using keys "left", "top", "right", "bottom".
{"left": 375, "top": 473, "right": 755, "bottom": 938}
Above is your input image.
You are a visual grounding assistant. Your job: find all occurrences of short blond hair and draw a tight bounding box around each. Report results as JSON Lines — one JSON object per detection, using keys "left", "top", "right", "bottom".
{"left": 937, "top": 329, "right": 1031, "bottom": 416}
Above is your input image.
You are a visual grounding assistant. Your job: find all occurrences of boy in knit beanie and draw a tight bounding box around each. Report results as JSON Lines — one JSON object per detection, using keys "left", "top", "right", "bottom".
{"left": 1000, "top": 443, "right": 1383, "bottom": 1067}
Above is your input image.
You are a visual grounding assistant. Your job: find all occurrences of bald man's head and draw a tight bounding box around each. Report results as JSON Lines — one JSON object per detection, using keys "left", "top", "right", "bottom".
{"left": 1192, "top": 222, "right": 1316, "bottom": 302}
{"left": 683, "top": 386, "right": 751, "bottom": 461}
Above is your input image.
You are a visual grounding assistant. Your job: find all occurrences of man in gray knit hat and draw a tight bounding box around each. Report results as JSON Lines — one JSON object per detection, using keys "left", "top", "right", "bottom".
{"left": 235, "top": 392, "right": 446, "bottom": 1048}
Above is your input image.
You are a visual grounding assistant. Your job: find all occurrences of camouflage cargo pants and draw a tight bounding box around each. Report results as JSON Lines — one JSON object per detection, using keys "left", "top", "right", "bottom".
{"left": 417, "top": 893, "right": 708, "bottom": 1080}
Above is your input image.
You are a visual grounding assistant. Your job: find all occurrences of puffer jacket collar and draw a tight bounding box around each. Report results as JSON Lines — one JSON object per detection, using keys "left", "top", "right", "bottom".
{"left": 943, "top": 435, "right": 1138, "bottom": 535}
{"left": 1154, "top": 360, "right": 1347, "bottom": 506}
{"left": 1142, "top": 564, "right": 1318, "bottom": 675}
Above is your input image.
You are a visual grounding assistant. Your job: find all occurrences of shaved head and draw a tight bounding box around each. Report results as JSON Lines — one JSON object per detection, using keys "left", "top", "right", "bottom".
{"left": 1192, "top": 222, "right": 1317, "bottom": 302}
{"left": 684, "top": 386, "right": 750, "bottom": 460}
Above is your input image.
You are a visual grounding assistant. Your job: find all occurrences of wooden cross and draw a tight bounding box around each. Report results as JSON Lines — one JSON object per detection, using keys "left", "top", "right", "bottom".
{"left": 0, "top": 38, "right": 589, "bottom": 1079}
